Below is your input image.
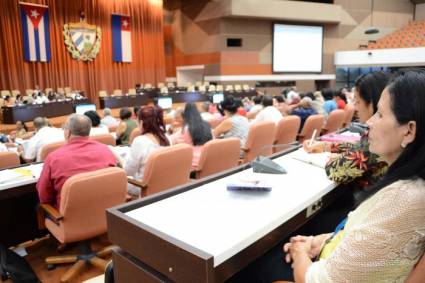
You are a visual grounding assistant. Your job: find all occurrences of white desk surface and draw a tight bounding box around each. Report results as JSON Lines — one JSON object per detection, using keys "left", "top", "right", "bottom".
{"left": 0, "top": 163, "right": 44, "bottom": 191}
{"left": 126, "top": 148, "right": 336, "bottom": 267}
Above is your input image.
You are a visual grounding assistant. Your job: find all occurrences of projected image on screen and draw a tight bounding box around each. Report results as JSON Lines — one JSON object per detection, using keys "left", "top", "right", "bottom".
{"left": 273, "top": 24, "right": 323, "bottom": 73}
{"left": 75, "top": 104, "right": 96, "bottom": 115}
{"left": 158, "top": 97, "right": 173, "bottom": 109}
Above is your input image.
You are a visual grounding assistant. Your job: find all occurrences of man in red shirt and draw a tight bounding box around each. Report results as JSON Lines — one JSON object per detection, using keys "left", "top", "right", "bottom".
{"left": 36, "top": 114, "right": 117, "bottom": 209}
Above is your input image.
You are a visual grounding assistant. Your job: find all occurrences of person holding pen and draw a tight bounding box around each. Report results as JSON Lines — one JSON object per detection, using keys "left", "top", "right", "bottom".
{"left": 304, "top": 71, "right": 389, "bottom": 189}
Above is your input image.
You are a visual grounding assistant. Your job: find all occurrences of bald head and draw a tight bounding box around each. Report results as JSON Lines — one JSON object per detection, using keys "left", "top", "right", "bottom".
{"left": 64, "top": 114, "right": 91, "bottom": 137}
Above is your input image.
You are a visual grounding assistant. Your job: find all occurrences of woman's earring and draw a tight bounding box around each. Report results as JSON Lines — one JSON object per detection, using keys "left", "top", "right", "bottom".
{"left": 401, "top": 142, "right": 407, "bottom": 148}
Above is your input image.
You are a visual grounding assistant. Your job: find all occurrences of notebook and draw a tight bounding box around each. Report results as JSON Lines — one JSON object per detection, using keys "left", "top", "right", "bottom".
{"left": 227, "top": 176, "right": 272, "bottom": 192}
{"left": 320, "top": 133, "right": 360, "bottom": 143}
{"left": 291, "top": 149, "right": 330, "bottom": 169}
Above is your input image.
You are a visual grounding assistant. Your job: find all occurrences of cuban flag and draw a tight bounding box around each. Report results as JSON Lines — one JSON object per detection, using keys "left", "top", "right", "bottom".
{"left": 112, "top": 14, "right": 132, "bottom": 62}
{"left": 20, "top": 3, "right": 51, "bottom": 62}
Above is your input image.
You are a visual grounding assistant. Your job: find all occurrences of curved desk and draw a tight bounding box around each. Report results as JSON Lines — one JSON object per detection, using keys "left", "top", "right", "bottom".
{"left": 1, "top": 99, "right": 90, "bottom": 124}
{"left": 107, "top": 147, "right": 343, "bottom": 282}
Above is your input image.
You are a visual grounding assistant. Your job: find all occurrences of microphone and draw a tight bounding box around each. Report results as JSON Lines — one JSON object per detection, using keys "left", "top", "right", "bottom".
{"left": 251, "top": 142, "right": 299, "bottom": 174}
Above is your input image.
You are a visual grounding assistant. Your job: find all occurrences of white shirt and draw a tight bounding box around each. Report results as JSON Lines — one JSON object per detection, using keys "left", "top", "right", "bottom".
{"left": 252, "top": 106, "right": 283, "bottom": 124}
{"left": 0, "top": 143, "right": 7, "bottom": 152}
{"left": 90, "top": 125, "right": 109, "bottom": 136}
{"left": 249, "top": 104, "right": 263, "bottom": 114}
{"left": 101, "top": 115, "right": 119, "bottom": 127}
{"left": 23, "top": 127, "right": 64, "bottom": 161}
{"left": 34, "top": 96, "right": 49, "bottom": 104}
{"left": 200, "top": 112, "right": 214, "bottom": 121}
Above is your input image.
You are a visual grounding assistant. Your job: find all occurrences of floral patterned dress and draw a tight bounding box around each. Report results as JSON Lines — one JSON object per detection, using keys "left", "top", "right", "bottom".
{"left": 325, "top": 131, "right": 388, "bottom": 189}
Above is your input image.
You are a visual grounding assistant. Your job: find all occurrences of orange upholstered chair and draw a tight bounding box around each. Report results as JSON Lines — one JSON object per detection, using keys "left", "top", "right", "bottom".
{"left": 406, "top": 252, "right": 425, "bottom": 283}
{"left": 90, "top": 134, "right": 116, "bottom": 146}
{"left": 0, "top": 151, "right": 20, "bottom": 170}
{"left": 274, "top": 115, "right": 301, "bottom": 153}
{"left": 242, "top": 121, "right": 276, "bottom": 163}
{"left": 39, "top": 141, "right": 66, "bottom": 161}
{"left": 40, "top": 167, "right": 127, "bottom": 283}
{"left": 128, "top": 144, "right": 193, "bottom": 197}
{"left": 128, "top": 128, "right": 141, "bottom": 145}
{"left": 193, "top": 138, "right": 240, "bottom": 179}
{"left": 343, "top": 104, "right": 355, "bottom": 128}
{"left": 297, "top": 114, "right": 325, "bottom": 143}
{"left": 322, "top": 109, "right": 345, "bottom": 134}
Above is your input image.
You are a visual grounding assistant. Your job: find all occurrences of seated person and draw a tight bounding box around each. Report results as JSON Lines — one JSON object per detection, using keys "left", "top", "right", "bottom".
{"left": 47, "top": 91, "right": 56, "bottom": 101}
{"left": 171, "top": 103, "right": 213, "bottom": 168}
{"left": 125, "top": 106, "right": 170, "bottom": 196}
{"left": 251, "top": 95, "right": 283, "bottom": 124}
{"left": 36, "top": 114, "right": 117, "bottom": 209}
{"left": 133, "top": 106, "right": 141, "bottom": 119}
{"left": 20, "top": 117, "right": 64, "bottom": 162}
{"left": 167, "top": 108, "right": 184, "bottom": 135}
{"left": 247, "top": 95, "right": 263, "bottom": 115}
{"left": 279, "top": 70, "right": 425, "bottom": 283}
{"left": 335, "top": 89, "right": 347, "bottom": 109}
{"left": 116, "top": 108, "right": 138, "bottom": 145}
{"left": 213, "top": 95, "right": 249, "bottom": 148}
{"left": 291, "top": 97, "right": 317, "bottom": 131}
{"left": 199, "top": 102, "right": 214, "bottom": 121}
{"left": 305, "top": 71, "right": 389, "bottom": 189}
{"left": 9, "top": 120, "right": 29, "bottom": 140}
{"left": 3, "top": 96, "right": 14, "bottom": 107}
{"left": 84, "top": 110, "right": 109, "bottom": 136}
{"left": 100, "top": 108, "right": 119, "bottom": 127}
{"left": 322, "top": 88, "right": 337, "bottom": 114}
{"left": 34, "top": 92, "right": 49, "bottom": 104}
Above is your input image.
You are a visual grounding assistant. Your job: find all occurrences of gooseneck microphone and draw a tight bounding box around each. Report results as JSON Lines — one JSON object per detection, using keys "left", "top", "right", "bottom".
{"left": 251, "top": 142, "right": 299, "bottom": 174}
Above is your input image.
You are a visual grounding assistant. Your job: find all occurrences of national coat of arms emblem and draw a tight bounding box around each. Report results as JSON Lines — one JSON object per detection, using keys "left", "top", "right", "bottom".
{"left": 63, "top": 21, "right": 101, "bottom": 61}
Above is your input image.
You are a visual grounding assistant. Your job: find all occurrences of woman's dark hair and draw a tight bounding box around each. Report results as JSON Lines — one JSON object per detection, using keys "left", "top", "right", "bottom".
{"left": 84, "top": 110, "right": 101, "bottom": 127}
{"left": 119, "top": 108, "right": 132, "bottom": 120}
{"left": 17, "top": 120, "right": 28, "bottom": 131}
{"left": 183, "top": 103, "right": 212, "bottom": 146}
{"left": 359, "top": 69, "right": 425, "bottom": 204}
{"left": 321, "top": 88, "right": 334, "bottom": 100}
{"left": 253, "top": 95, "right": 263, "bottom": 105}
{"left": 355, "top": 71, "right": 389, "bottom": 113}
{"left": 138, "top": 106, "right": 169, "bottom": 146}
{"left": 219, "top": 95, "right": 239, "bottom": 115}
{"left": 133, "top": 106, "right": 141, "bottom": 117}
{"left": 303, "top": 92, "right": 315, "bottom": 101}
{"left": 262, "top": 95, "right": 273, "bottom": 107}
{"left": 336, "top": 88, "right": 347, "bottom": 103}
{"left": 274, "top": 95, "right": 285, "bottom": 103}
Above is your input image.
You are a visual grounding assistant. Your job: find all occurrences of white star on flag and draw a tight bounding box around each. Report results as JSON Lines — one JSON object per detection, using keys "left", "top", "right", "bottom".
{"left": 31, "top": 10, "right": 40, "bottom": 19}
{"left": 122, "top": 20, "right": 128, "bottom": 27}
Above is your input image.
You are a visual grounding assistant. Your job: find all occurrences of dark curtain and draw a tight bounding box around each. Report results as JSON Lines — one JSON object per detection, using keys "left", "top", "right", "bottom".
{"left": 0, "top": 0, "right": 166, "bottom": 104}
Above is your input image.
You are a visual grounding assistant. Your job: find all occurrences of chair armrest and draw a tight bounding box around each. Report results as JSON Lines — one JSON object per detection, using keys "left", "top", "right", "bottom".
{"left": 39, "top": 204, "right": 63, "bottom": 224}
{"left": 127, "top": 176, "right": 146, "bottom": 188}
{"left": 241, "top": 147, "right": 249, "bottom": 153}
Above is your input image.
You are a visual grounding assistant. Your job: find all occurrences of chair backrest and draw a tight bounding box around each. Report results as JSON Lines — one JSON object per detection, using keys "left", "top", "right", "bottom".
{"left": 55, "top": 167, "right": 127, "bottom": 243}
{"left": 144, "top": 83, "right": 153, "bottom": 89}
{"left": 166, "top": 82, "right": 175, "bottom": 88}
{"left": 160, "top": 87, "right": 168, "bottom": 94}
{"left": 198, "top": 85, "right": 206, "bottom": 92}
{"left": 99, "top": 90, "right": 108, "bottom": 97}
{"left": 39, "top": 141, "right": 66, "bottom": 161}
{"left": 406, "top": 252, "right": 425, "bottom": 283}
{"left": 195, "top": 81, "right": 203, "bottom": 87}
{"left": 1, "top": 90, "right": 11, "bottom": 98}
{"left": 298, "top": 114, "right": 325, "bottom": 143}
{"left": 196, "top": 138, "right": 240, "bottom": 179}
{"left": 129, "top": 128, "right": 141, "bottom": 145}
{"left": 274, "top": 115, "right": 301, "bottom": 152}
{"left": 57, "top": 87, "right": 64, "bottom": 94}
{"left": 113, "top": 89, "right": 123, "bottom": 96}
{"left": 216, "top": 85, "right": 224, "bottom": 92}
{"left": 157, "top": 82, "right": 165, "bottom": 88}
{"left": 234, "top": 84, "right": 242, "bottom": 91}
{"left": 0, "top": 152, "right": 20, "bottom": 170}
{"left": 343, "top": 103, "right": 355, "bottom": 127}
{"left": 45, "top": 88, "right": 53, "bottom": 94}
{"left": 128, "top": 88, "right": 136, "bottom": 95}
{"left": 242, "top": 84, "right": 250, "bottom": 91}
{"left": 25, "top": 89, "right": 33, "bottom": 96}
{"left": 243, "top": 121, "right": 276, "bottom": 163}
{"left": 225, "top": 85, "right": 234, "bottom": 91}
{"left": 11, "top": 90, "right": 20, "bottom": 97}
{"left": 142, "top": 144, "right": 193, "bottom": 196}
{"left": 323, "top": 109, "right": 345, "bottom": 134}
{"left": 64, "top": 87, "right": 72, "bottom": 93}
{"left": 0, "top": 98, "right": 4, "bottom": 107}
{"left": 90, "top": 134, "right": 116, "bottom": 146}
{"left": 187, "top": 85, "right": 195, "bottom": 92}
{"left": 208, "top": 85, "right": 216, "bottom": 92}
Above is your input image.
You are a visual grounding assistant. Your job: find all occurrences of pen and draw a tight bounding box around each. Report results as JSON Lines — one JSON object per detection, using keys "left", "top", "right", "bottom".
{"left": 308, "top": 129, "right": 317, "bottom": 148}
